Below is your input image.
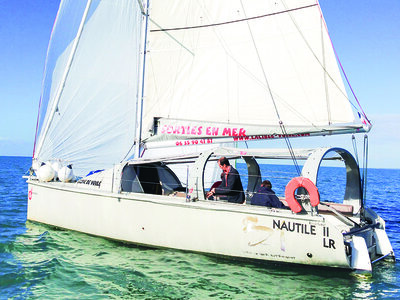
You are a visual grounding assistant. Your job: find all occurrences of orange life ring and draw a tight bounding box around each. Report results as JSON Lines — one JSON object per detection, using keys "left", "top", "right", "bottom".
{"left": 284, "top": 177, "right": 320, "bottom": 213}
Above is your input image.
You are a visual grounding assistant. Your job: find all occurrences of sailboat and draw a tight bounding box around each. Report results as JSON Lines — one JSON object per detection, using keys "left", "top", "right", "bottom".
{"left": 26, "top": 0, "right": 394, "bottom": 271}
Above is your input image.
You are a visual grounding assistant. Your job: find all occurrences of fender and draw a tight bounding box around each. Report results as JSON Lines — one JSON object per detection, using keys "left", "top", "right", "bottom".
{"left": 285, "top": 177, "right": 320, "bottom": 213}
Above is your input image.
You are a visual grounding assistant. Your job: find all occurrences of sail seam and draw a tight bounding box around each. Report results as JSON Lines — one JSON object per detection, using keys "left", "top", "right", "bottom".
{"left": 150, "top": 4, "right": 318, "bottom": 32}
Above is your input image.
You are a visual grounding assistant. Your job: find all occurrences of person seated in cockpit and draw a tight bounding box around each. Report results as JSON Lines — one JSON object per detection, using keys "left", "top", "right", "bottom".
{"left": 206, "top": 157, "right": 245, "bottom": 204}
{"left": 251, "top": 180, "right": 286, "bottom": 209}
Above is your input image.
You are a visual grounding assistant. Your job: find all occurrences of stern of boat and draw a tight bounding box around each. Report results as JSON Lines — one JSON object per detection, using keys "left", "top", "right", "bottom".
{"left": 343, "top": 208, "right": 395, "bottom": 271}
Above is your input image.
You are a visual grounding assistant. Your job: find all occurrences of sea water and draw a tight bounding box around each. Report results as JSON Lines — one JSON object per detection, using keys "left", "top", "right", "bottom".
{"left": 0, "top": 156, "right": 399, "bottom": 299}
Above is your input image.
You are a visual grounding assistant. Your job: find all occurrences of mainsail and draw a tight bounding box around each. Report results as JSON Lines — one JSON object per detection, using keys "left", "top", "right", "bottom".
{"left": 142, "top": 0, "right": 369, "bottom": 146}
{"left": 33, "top": 0, "right": 370, "bottom": 176}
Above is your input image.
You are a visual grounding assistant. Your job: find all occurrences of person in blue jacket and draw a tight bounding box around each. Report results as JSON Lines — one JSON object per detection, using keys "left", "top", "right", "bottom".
{"left": 206, "top": 157, "right": 245, "bottom": 204}
{"left": 251, "top": 180, "right": 286, "bottom": 208}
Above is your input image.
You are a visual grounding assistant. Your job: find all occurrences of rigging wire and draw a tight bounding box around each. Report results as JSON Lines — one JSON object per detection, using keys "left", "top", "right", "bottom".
{"left": 362, "top": 134, "right": 369, "bottom": 205}
{"left": 121, "top": 0, "right": 151, "bottom": 162}
{"left": 239, "top": 0, "right": 301, "bottom": 176}
{"left": 32, "top": 97, "right": 42, "bottom": 158}
{"left": 351, "top": 135, "right": 359, "bottom": 166}
{"left": 136, "top": 0, "right": 151, "bottom": 157}
{"left": 279, "top": 122, "right": 301, "bottom": 175}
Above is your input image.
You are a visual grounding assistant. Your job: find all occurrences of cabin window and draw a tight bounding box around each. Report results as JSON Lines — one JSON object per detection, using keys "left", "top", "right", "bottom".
{"left": 121, "top": 163, "right": 183, "bottom": 195}
{"left": 121, "top": 165, "right": 143, "bottom": 193}
{"left": 156, "top": 165, "right": 186, "bottom": 194}
{"left": 136, "top": 164, "right": 162, "bottom": 194}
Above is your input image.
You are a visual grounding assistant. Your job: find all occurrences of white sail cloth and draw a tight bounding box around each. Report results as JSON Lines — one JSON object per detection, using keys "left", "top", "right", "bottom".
{"left": 34, "top": 0, "right": 142, "bottom": 176}
{"left": 143, "top": 0, "right": 363, "bottom": 143}
{"left": 33, "top": 0, "right": 368, "bottom": 176}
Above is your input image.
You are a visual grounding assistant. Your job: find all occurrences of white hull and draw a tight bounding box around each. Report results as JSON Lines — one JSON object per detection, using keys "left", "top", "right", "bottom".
{"left": 27, "top": 179, "right": 392, "bottom": 271}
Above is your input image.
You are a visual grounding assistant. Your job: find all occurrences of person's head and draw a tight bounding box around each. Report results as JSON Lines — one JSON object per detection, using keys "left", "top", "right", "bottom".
{"left": 261, "top": 180, "right": 272, "bottom": 189}
{"left": 217, "top": 157, "right": 230, "bottom": 170}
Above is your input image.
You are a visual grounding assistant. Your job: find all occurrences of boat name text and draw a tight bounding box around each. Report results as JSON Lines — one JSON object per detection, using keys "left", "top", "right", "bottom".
{"left": 77, "top": 179, "right": 102, "bottom": 187}
{"left": 273, "top": 219, "right": 316, "bottom": 235}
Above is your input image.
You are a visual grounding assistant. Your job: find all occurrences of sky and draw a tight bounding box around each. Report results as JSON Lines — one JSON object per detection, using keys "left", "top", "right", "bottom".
{"left": 0, "top": 0, "right": 399, "bottom": 169}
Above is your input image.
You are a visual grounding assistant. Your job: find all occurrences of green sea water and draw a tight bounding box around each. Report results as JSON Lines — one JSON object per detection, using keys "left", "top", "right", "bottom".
{"left": 10, "top": 222, "right": 399, "bottom": 299}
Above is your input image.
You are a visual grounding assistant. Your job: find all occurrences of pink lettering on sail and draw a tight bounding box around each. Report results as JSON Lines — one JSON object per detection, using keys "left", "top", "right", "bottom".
{"left": 222, "top": 127, "right": 246, "bottom": 136}
{"left": 161, "top": 124, "right": 247, "bottom": 137}
{"left": 222, "top": 128, "right": 231, "bottom": 136}
{"left": 206, "top": 127, "right": 219, "bottom": 136}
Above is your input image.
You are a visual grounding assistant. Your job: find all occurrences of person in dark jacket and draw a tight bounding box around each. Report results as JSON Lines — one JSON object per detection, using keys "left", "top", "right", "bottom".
{"left": 206, "top": 157, "right": 245, "bottom": 204}
{"left": 251, "top": 180, "right": 286, "bottom": 208}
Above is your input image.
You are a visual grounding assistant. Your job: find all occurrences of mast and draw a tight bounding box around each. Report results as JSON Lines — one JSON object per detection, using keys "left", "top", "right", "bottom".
{"left": 134, "top": 0, "right": 150, "bottom": 158}
{"left": 35, "top": 0, "right": 93, "bottom": 158}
